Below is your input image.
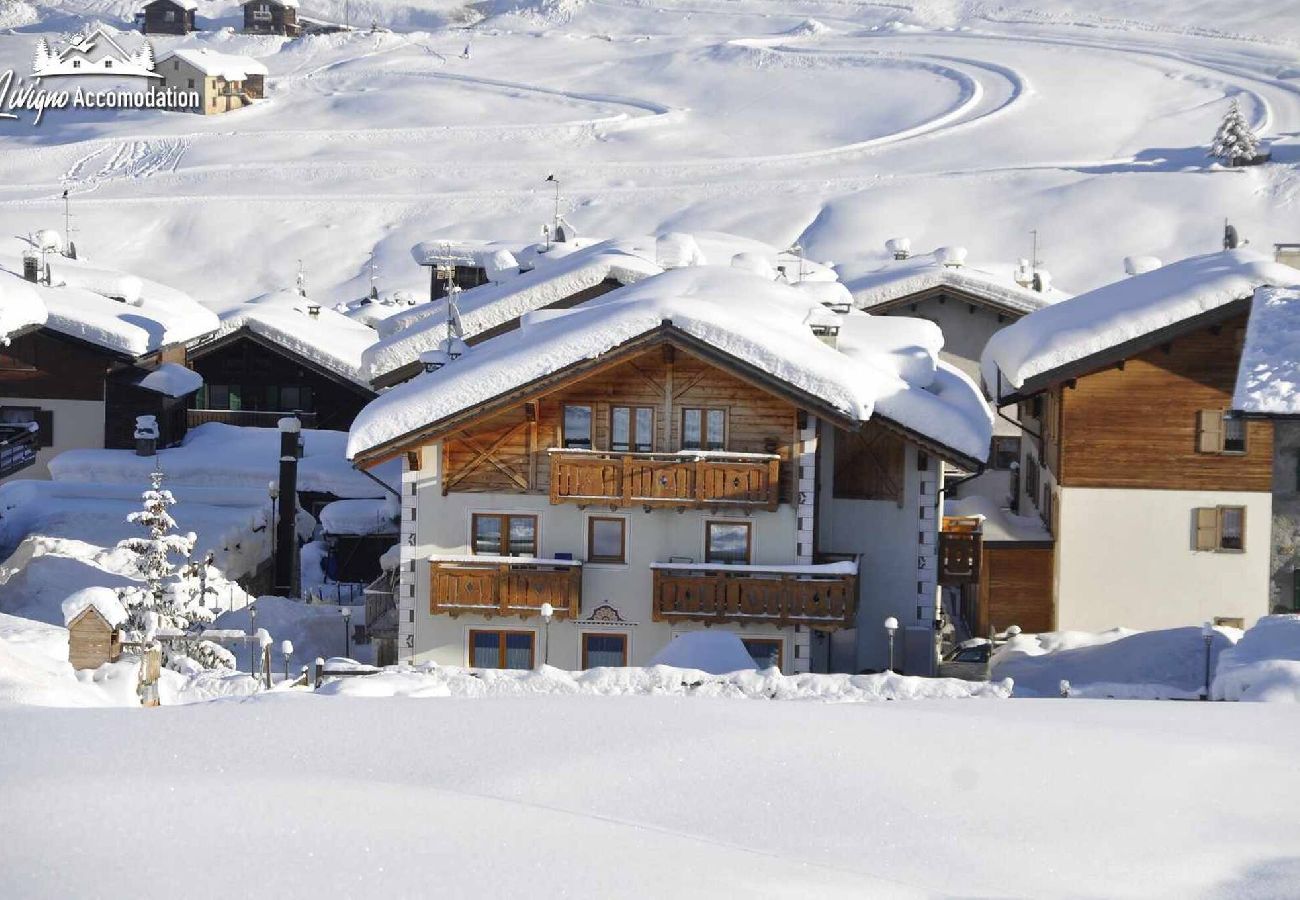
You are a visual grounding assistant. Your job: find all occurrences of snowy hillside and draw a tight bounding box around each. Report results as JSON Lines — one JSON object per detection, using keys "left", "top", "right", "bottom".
{"left": 0, "top": 0, "right": 1298, "bottom": 312}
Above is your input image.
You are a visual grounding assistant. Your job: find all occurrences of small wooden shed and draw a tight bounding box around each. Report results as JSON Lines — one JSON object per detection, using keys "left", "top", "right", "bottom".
{"left": 67, "top": 606, "right": 124, "bottom": 670}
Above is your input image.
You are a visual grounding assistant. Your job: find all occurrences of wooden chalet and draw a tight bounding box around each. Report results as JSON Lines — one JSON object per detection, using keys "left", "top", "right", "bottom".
{"left": 140, "top": 0, "right": 197, "bottom": 35}
{"left": 242, "top": 0, "right": 300, "bottom": 35}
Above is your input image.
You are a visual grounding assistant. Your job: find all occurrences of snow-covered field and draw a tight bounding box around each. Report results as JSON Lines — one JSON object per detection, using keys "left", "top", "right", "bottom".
{"left": 2, "top": 694, "right": 1299, "bottom": 898}
{"left": 2, "top": 0, "right": 1299, "bottom": 311}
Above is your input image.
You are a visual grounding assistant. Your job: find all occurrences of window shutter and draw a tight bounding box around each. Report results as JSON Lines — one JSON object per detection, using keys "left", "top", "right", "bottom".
{"left": 1194, "top": 507, "right": 1219, "bottom": 551}
{"left": 1196, "top": 409, "right": 1223, "bottom": 453}
{"left": 34, "top": 409, "right": 53, "bottom": 448}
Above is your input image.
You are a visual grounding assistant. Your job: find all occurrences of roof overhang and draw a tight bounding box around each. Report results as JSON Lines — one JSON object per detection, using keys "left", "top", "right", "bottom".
{"left": 994, "top": 296, "right": 1253, "bottom": 406}
{"left": 863, "top": 283, "right": 1042, "bottom": 320}
{"left": 187, "top": 325, "right": 376, "bottom": 398}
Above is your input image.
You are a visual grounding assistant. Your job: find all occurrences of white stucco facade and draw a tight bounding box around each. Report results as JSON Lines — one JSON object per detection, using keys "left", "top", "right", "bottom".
{"left": 1055, "top": 486, "right": 1272, "bottom": 632}
{"left": 0, "top": 396, "right": 104, "bottom": 483}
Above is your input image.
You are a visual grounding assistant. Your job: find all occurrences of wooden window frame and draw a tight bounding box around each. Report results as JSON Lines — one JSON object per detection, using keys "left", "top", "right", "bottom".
{"left": 561, "top": 403, "right": 593, "bottom": 450}
{"left": 741, "top": 637, "right": 784, "bottom": 672}
{"left": 609, "top": 405, "right": 656, "bottom": 453}
{"left": 1194, "top": 506, "right": 1247, "bottom": 553}
{"left": 586, "top": 516, "right": 627, "bottom": 564}
{"left": 705, "top": 519, "right": 753, "bottom": 565}
{"left": 1197, "top": 409, "right": 1248, "bottom": 456}
{"left": 680, "top": 407, "right": 728, "bottom": 452}
{"left": 470, "top": 513, "right": 538, "bottom": 557}
{"left": 580, "top": 632, "right": 629, "bottom": 669}
{"left": 467, "top": 629, "right": 535, "bottom": 670}
{"left": 990, "top": 436, "right": 1020, "bottom": 470}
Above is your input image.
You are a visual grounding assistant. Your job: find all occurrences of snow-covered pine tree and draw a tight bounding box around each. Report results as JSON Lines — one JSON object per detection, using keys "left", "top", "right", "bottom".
{"left": 117, "top": 466, "right": 231, "bottom": 670}
{"left": 133, "top": 40, "right": 155, "bottom": 73}
{"left": 1210, "top": 99, "right": 1260, "bottom": 166}
{"left": 32, "top": 38, "right": 51, "bottom": 75}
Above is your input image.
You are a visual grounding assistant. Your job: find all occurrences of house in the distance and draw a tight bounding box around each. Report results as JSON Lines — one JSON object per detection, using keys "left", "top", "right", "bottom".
{"left": 140, "top": 0, "right": 197, "bottom": 35}
{"left": 187, "top": 292, "right": 378, "bottom": 432}
{"left": 0, "top": 252, "right": 218, "bottom": 482}
{"left": 154, "top": 49, "right": 267, "bottom": 116}
{"left": 978, "top": 249, "right": 1300, "bottom": 635}
{"left": 242, "top": 0, "right": 300, "bottom": 36}
{"left": 347, "top": 266, "right": 992, "bottom": 675}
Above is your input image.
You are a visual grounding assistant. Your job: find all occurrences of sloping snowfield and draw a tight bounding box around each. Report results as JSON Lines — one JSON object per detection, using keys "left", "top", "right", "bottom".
{"left": 2, "top": 695, "right": 1299, "bottom": 898}
{"left": 1, "top": 0, "right": 1299, "bottom": 309}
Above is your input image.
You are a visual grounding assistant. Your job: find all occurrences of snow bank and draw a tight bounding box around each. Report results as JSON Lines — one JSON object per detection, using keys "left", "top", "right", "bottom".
{"left": 983, "top": 250, "right": 1300, "bottom": 398}
{"left": 647, "top": 631, "right": 756, "bottom": 674}
{"left": 316, "top": 662, "right": 1013, "bottom": 701}
{"left": 318, "top": 498, "right": 398, "bottom": 535}
{"left": 50, "top": 423, "right": 397, "bottom": 499}
{"left": 1234, "top": 287, "right": 1300, "bottom": 415}
{"left": 1213, "top": 615, "right": 1300, "bottom": 702}
{"left": 992, "top": 625, "right": 1238, "bottom": 698}
{"left": 60, "top": 587, "right": 126, "bottom": 629}
{"left": 349, "top": 267, "right": 993, "bottom": 464}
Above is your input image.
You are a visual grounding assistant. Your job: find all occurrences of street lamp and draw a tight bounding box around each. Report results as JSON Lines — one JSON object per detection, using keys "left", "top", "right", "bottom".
{"left": 268, "top": 481, "right": 279, "bottom": 562}
{"left": 539, "top": 602, "right": 554, "bottom": 668}
{"left": 342, "top": 607, "right": 353, "bottom": 659}
{"left": 883, "top": 616, "right": 899, "bottom": 673}
{"left": 1202, "top": 621, "right": 1214, "bottom": 701}
{"left": 248, "top": 602, "right": 257, "bottom": 674}
{"left": 281, "top": 639, "right": 294, "bottom": 683}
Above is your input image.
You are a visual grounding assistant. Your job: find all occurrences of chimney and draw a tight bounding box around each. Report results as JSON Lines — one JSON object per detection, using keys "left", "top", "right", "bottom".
{"left": 274, "top": 416, "right": 301, "bottom": 597}
{"left": 22, "top": 253, "right": 39, "bottom": 283}
{"left": 307, "top": 304, "right": 320, "bottom": 318}
{"left": 885, "top": 237, "right": 911, "bottom": 261}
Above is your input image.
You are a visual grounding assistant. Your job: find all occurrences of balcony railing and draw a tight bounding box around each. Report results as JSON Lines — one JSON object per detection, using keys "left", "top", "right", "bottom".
{"left": 651, "top": 562, "right": 857, "bottom": 628}
{"left": 548, "top": 450, "right": 780, "bottom": 510}
{"left": 938, "top": 516, "right": 982, "bottom": 586}
{"left": 188, "top": 409, "right": 319, "bottom": 429}
{"left": 430, "top": 557, "right": 581, "bottom": 619}
{"left": 0, "top": 423, "right": 39, "bottom": 479}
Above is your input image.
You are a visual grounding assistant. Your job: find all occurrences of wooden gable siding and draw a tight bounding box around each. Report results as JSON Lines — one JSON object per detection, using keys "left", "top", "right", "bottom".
{"left": 67, "top": 609, "right": 121, "bottom": 671}
{"left": 440, "top": 349, "right": 799, "bottom": 500}
{"left": 0, "top": 329, "right": 113, "bottom": 402}
{"left": 976, "top": 545, "right": 1055, "bottom": 635}
{"left": 1056, "top": 314, "right": 1272, "bottom": 492}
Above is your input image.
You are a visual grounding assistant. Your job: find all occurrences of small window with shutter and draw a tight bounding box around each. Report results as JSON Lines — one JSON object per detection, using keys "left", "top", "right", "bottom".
{"left": 1194, "top": 506, "right": 1246, "bottom": 552}
{"left": 1197, "top": 410, "right": 1247, "bottom": 454}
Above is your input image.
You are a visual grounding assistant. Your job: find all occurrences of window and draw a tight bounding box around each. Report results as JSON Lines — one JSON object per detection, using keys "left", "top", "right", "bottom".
{"left": 164, "top": 9, "right": 175, "bottom": 20}
{"left": 581, "top": 633, "right": 628, "bottom": 668}
{"left": 742, "top": 638, "right": 783, "bottom": 671}
{"left": 1024, "top": 455, "right": 1040, "bottom": 505}
{"left": 173, "top": 60, "right": 179, "bottom": 71}
{"left": 611, "top": 406, "right": 654, "bottom": 453}
{"left": 252, "top": 3, "right": 272, "bottom": 19}
{"left": 1197, "top": 409, "right": 1247, "bottom": 455}
{"left": 681, "top": 408, "right": 726, "bottom": 451}
{"left": 0, "top": 406, "right": 52, "bottom": 448}
{"left": 104, "top": 59, "right": 113, "bottom": 69}
{"left": 72, "top": 60, "right": 81, "bottom": 69}
{"left": 187, "top": 78, "right": 195, "bottom": 89}
{"left": 833, "top": 427, "right": 904, "bottom": 503}
{"left": 562, "top": 404, "right": 592, "bottom": 450}
{"left": 205, "top": 384, "right": 240, "bottom": 410}
{"left": 278, "top": 385, "right": 313, "bottom": 412}
{"left": 990, "top": 436, "right": 1020, "bottom": 470}
{"left": 705, "top": 521, "right": 751, "bottom": 565}
{"left": 469, "top": 630, "right": 534, "bottom": 669}
{"left": 1194, "top": 506, "right": 1246, "bottom": 552}
{"left": 472, "top": 513, "right": 537, "bottom": 557}
{"left": 587, "top": 517, "right": 625, "bottom": 564}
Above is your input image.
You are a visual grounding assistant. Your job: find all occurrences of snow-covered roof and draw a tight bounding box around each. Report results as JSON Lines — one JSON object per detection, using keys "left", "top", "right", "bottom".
{"left": 0, "top": 274, "right": 47, "bottom": 343}
{"left": 148, "top": 0, "right": 198, "bottom": 11}
{"left": 0, "top": 264, "right": 217, "bottom": 358}
{"left": 61, "top": 586, "right": 127, "bottom": 629}
{"left": 848, "top": 251, "right": 1067, "bottom": 316}
{"left": 157, "top": 49, "right": 268, "bottom": 80}
{"left": 982, "top": 250, "right": 1300, "bottom": 401}
{"left": 944, "top": 495, "right": 1052, "bottom": 544}
{"left": 1234, "top": 287, "right": 1300, "bottom": 416}
{"left": 319, "top": 498, "right": 399, "bottom": 535}
{"left": 208, "top": 292, "right": 378, "bottom": 387}
{"left": 363, "top": 239, "right": 662, "bottom": 382}
{"left": 348, "top": 267, "right": 993, "bottom": 465}
{"left": 136, "top": 362, "right": 204, "bottom": 398}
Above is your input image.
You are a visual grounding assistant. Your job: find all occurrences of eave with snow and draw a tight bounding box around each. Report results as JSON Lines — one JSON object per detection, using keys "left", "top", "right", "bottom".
{"left": 848, "top": 250, "right": 1067, "bottom": 320}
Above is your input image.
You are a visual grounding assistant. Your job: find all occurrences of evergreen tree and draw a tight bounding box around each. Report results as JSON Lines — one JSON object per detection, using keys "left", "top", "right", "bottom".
{"left": 31, "top": 38, "right": 51, "bottom": 75}
{"left": 133, "top": 40, "right": 155, "bottom": 73}
{"left": 1210, "top": 99, "right": 1260, "bottom": 166}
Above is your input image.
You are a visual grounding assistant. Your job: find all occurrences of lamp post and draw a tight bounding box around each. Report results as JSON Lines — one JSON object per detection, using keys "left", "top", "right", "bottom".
{"left": 1202, "top": 621, "right": 1214, "bottom": 701}
{"left": 248, "top": 602, "right": 257, "bottom": 674}
{"left": 539, "top": 602, "right": 554, "bottom": 668}
{"left": 884, "top": 616, "right": 899, "bottom": 673}
{"left": 268, "top": 481, "right": 279, "bottom": 564}
{"left": 281, "top": 640, "right": 294, "bottom": 683}
{"left": 342, "top": 607, "right": 352, "bottom": 660}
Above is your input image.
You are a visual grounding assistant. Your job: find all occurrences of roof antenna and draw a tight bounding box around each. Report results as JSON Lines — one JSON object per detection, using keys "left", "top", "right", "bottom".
{"left": 368, "top": 250, "right": 379, "bottom": 300}
{"left": 62, "top": 189, "right": 77, "bottom": 259}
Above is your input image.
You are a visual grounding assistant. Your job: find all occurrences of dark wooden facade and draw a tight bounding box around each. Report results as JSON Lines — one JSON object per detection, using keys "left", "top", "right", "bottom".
{"left": 105, "top": 368, "right": 191, "bottom": 450}
{"left": 1035, "top": 313, "right": 1272, "bottom": 491}
{"left": 242, "top": 0, "right": 299, "bottom": 35}
{"left": 187, "top": 329, "right": 375, "bottom": 432}
{"left": 975, "top": 544, "right": 1055, "bottom": 635}
{"left": 141, "top": 0, "right": 195, "bottom": 34}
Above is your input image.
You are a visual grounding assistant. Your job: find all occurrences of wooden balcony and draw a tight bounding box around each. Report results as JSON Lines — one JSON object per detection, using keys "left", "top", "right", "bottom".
{"left": 938, "top": 516, "right": 982, "bottom": 586}
{"left": 549, "top": 450, "right": 780, "bottom": 511}
{"left": 651, "top": 563, "right": 857, "bottom": 629}
{"left": 430, "top": 557, "right": 581, "bottom": 620}
{"left": 0, "top": 423, "right": 39, "bottom": 479}
{"left": 187, "top": 409, "right": 319, "bottom": 429}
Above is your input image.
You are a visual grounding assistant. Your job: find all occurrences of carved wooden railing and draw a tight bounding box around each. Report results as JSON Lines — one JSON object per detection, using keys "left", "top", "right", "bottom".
{"left": 549, "top": 450, "right": 780, "bottom": 510}
{"left": 651, "top": 564, "right": 857, "bottom": 629}
{"left": 430, "top": 559, "right": 581, "bottom": 619}
{"left": 938, "top": 516, "right": 982, "bottom": 586}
